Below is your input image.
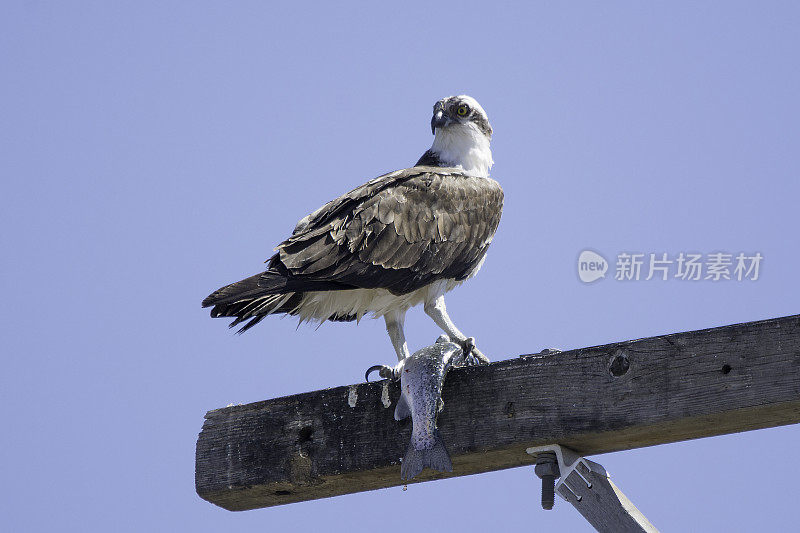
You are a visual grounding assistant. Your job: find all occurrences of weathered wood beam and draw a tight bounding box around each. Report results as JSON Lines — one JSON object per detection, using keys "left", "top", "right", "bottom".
{"left": 196, "top": 314, "right": 800, "bottom": 511}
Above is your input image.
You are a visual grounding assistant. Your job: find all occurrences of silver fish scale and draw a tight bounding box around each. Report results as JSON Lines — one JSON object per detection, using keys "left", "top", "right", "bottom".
{"left": 399, "top": 337, "right": 463, "bottom": 452}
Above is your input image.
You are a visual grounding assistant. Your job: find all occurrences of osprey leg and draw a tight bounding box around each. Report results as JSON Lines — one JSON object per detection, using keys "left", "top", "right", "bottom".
{"left": 360, "top": 311, "right": 410, "bottom": 381}
{"left": 384, "top": 310, "right": 411, "bottom": 361}
{"left": 423, "top": 295, "right": 490, "bottom": 364}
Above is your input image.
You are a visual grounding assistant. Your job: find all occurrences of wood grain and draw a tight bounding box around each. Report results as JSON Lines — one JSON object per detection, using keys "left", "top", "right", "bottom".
{"left": 196, "top": 314, "right": 800, "bottom": 511}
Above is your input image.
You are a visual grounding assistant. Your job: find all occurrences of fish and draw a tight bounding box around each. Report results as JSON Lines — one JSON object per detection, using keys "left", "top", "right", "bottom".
{"left": 394, "top": 335, "right": 466, "bottom": 481}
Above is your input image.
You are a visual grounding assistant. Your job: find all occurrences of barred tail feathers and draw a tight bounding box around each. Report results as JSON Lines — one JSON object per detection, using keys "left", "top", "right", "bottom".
{"left": 202, "top": 274, "right": 303, "bottom": 333}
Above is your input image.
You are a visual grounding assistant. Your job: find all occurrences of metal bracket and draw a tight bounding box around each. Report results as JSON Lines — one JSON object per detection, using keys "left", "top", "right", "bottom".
{"left": 526, "top": 444, "right": 659, "bottom": 533}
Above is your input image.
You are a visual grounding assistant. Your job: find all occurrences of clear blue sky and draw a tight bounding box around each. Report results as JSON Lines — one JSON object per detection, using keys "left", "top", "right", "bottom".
{"left": 3, "top": 2, "right": 799, "bottom": 531}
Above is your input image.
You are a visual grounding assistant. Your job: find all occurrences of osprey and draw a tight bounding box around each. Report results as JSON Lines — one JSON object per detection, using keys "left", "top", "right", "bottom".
{"left": 203, "top": 95, "right": 503, "bottom": 371}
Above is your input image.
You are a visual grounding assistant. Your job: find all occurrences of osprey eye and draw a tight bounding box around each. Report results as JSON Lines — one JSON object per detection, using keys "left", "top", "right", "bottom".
{"left": 456, "top": 105, "right": 469, "bottom": 116}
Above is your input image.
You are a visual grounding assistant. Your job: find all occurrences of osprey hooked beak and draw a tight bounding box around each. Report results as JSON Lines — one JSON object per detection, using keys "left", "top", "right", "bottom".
{"left": 431, "top": 107, "right": 452, "bottom": 134}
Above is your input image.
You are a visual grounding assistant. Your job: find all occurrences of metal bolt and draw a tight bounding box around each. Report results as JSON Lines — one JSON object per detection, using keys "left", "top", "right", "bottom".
{"left": 534, "top": 452, "right": 560, "bottom": 510}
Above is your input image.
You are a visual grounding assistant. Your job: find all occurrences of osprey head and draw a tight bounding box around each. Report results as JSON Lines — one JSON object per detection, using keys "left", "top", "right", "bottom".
{"left": 430, "top": 95, "right": 492, "bottom": 138}
{"left": 427, "top": 95, "right": 493, "bottom": 177}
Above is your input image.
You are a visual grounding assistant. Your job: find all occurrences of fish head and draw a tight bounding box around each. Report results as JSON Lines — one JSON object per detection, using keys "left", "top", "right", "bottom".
{"left": 435, "top": 337, "right": 465, "bottom": 367}
{"left": 434, "top": 334, "right": 451, "bottom": 345}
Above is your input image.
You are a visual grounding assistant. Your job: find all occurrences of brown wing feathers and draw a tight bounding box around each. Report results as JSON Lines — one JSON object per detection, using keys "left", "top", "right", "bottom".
{"left": 202, "top": 167, "right": 503, "bottom": 329}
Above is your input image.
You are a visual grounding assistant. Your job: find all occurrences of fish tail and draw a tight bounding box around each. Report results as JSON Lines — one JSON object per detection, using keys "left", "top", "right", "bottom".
{"left": 400, "top": 431, "right": 453, "bottom": 481}
{"left": 425, "top": 431, "right": 453, "bottom": 473}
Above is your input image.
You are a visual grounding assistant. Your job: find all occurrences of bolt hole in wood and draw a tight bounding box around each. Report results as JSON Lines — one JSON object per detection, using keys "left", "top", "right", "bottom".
{"left": 608, "top": 352, "right": 630, "bottom": 377}
{"left": 721, "top": 364, "right": 732, "bottom": 375}
{"left": 298, "top": 426, "right": 314, "bottom": 443}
